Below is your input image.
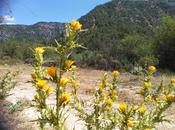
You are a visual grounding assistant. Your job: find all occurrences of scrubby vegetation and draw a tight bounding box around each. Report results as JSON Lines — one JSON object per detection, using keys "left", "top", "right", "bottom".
{"left": 1, "top": 0, "right": 175, "bottom": 72}
{"left": 0, "top": 71, "right": 18, "bottom": 99}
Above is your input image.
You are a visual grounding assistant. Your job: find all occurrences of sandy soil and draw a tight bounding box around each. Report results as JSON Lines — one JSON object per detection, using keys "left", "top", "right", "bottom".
{"left": 0, "top": 64, "right": 175, "bottom": 130}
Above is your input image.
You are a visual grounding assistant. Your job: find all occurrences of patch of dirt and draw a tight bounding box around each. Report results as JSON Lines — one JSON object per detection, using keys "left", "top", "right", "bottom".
{"left": 0, "top": 100, "right": 20, "bottom": 130}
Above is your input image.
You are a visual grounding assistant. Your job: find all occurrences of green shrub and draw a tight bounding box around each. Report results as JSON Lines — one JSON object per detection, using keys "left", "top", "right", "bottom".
{"left": 154, "top": 16, "right": 175, "bottom": 71}
{"left": 114, "top": 34, "right": 158, "bottom": 71}
{"left": 0, "top": 71, "right": 19, "bottom": 99}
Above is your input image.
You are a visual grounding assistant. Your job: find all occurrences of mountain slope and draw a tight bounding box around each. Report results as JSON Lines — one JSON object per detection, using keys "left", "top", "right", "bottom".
{"left": 79, "top": 0, "right": 166, "bottom": 49}
{"left": 0, "top": 22, "right": 65, "bottom": 42}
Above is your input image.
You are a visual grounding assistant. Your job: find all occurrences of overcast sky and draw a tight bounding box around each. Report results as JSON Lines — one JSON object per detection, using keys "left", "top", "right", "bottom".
{"left": 0, "top": 0, "right": 110, "bottom": 25}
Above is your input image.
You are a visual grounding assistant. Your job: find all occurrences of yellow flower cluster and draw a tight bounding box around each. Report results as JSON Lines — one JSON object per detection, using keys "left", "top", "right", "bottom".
{"left": 44, "top": 86, "right": 54, "bottom": 96}
{"left": 61, "top": 92, "right": 70, "bottom": 103}
{"left": 113, "top": 70, "right": 119, "bottom": 76}
{"left": 60, "top": 77, "right": 68, "bottom": 86}
{"left": 35, "top": 47, "right": 45, "bottom": 55}
{"left": 37, "top": 79, "right": 46, "bottom": 89}
{"left": 65, "top": 60, "right": 74, "bottom": 68}
{"left": 139, "top": 105, "right": 146, "bottom": 114}
{"left": 70, "top": 20, "right": 82, "bottom": 31}
{"left": 148, "top": 66, "right": 156, "bottom": 73}
{"left": 71, "top": 65, "right": 77, "bottom": 71}
{"left": 145, "top": 95, "right": 152, "bottom": 102}
{"left": 35, "top": 80, "right": 53, "bottom": 96}
{"left": 105, "top": 98, "right": 113, "bottom": 111}
{"left": 118, "top": 103, "right": 127, "bottom": 112}
{"left": 166, "top": 94, "right": 174, "bottom": 102}
{"left": 131, "top": 105, "right": 139, "bottom": 111}
{"left": 127, "top": 120, "right": 139, "bottom": 128}
{"left": 46, "top": 66, "right": 57, "bottom": 78}
{"left": 144, "top": 82, "right": 152, "bottom": 88}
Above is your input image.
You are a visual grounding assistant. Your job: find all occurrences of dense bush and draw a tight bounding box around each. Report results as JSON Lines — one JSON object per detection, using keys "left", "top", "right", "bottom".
{"left": 154, "top": 16, "right": 175, "bottom": 71}
{"left": 0, "top": 39, "right": 44, "bottom": 64}
{"left": 119, "top": 35, "right": 158, "bottom": 69}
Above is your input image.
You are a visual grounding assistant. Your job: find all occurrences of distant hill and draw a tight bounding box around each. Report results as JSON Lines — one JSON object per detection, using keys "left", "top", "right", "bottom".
{"left": 79, "top": 0, "right": 168, "bottom": 50}
{"left": 0, "top": 22, "right": 65, "bottom": 42}
{"left": 0, "top": 0, "right": 174, "bottom": 44}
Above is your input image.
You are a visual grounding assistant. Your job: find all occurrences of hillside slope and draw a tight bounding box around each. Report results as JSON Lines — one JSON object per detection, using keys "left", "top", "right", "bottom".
{"left": 79, "top": 0, "right": 167, "bottom": 50}
{"left": 0, "top": 22, "right": 65, "bottom": 42}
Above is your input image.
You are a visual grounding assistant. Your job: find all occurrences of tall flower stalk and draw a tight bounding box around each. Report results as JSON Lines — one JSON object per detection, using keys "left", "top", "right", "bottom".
{"left": 31, "top": 20, "right": 83, "bottom": 130}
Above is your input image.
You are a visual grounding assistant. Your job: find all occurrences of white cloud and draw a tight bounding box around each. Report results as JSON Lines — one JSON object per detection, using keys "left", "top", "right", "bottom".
{"left": 0, "top": 15, "right": 15, "bottom": 24}
{"left": 0, "top": 22, "right": 15, "bottom": 25}
{"left": 3, "top": 15, "right": 15, "bottom": 22}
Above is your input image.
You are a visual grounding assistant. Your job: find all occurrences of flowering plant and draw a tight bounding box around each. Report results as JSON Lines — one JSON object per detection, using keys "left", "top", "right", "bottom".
{"left": 31, "top": 20, "right": 83, "bottom": 130}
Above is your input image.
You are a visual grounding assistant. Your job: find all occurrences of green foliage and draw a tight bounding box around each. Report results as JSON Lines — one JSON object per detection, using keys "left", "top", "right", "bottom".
{"left": 77, "top": 0, "right": 165, "bottom": 70}
{"left": 154, "top": 16, "right": 175, "bottom": 71}
{"left": 1, "top": 0, "right": 175, "bottom": 72}
{"left": 119, "top": 35, "right": 158, "bottom": 69}
{"left": 0, "top": 39, "right": 44, "bottom": 64}
{"left": 6, "top": 100, "right": 29, "bottom": 114}
{"left": 0, "top": 71, "right": 19, "bottom": 99}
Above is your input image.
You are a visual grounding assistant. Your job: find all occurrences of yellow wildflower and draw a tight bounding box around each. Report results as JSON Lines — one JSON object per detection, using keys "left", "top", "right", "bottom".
{"left": 166, "top": 94, "right": 174, "bottom": 102}
{"left": 98, "top": 83, "right": 103, "bottom": 88}
{"left": 60, "top": 77, "right": 68, "bottom": 86}
{"left": 46, "top": 66, "right": 57, "bottom": 78}
{"left": 171, "top": 78, "right": 175, "bottom": 84}
{"left": 44, "top": 86, "right": 53, "bottom": 96}
{"left": 36, "top": 80, "right": 46, "bottom": 89}
{"left": 106, "top": 98, "right": 113, "bottom": 105}
{"left": 148, "top": 66, "right": 156, "bottom": 73}
{"left": 76, "top": 82, "right": 80, "bottom": 88}
{"left": 65, "top": 60, "right": 74, "bottom": 68}
{"left": 113, "top": 70, "right": 119, "bottom": 76}
{"left": 139, "top": 105, "right": 145, "bottom": 114}
{"left": 101, "top": 93, "right": 107, "bottom": 99}
{"left": 35, "top": 47, "right": 45, "bottom": 54}
{"left": 31, "top": 72, "right": 37, "bottom": 79}
{"left": 132, "top": 105, "right": 139, "bottom": 111}
{"left": 118, "top": 103, "right": 127, "bottom": 112}
{"left": 61, "top": 92, "right": 70, "bottom": 103}
{"left": 144, "top": 82, "right": 152, "bottom": 88}
{"left": 113, "top": 95, "right": 118, "bottom": 100}
{"left": 127, "top": 120, "right": 134, "bottom": 128}
{"left": 71, "top": 65, "right": 77, "bottom": 71}
{"left": 105, "top": 106, "right": 111, "bottom": 111}
{"left": 146, "top": 95, "right": 152, "bottom": 102}
{"left": 70, "top": 20, "right": 82, "bottom": 31}
{"left": 71, "top": 79, "right": 76, "bottom": 85}
{"left": 156, "top": 95, "right": 165, "bottom": 102}
{"left": 106, "top": 82, "right": 110, "bottom": 86}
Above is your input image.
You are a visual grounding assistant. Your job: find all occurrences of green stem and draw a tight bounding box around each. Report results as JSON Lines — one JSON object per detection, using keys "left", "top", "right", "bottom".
{"left": 94, "top": 95, "right": 100, "bottom": 130}
{"left": 56, "top": 57, "right": 63, "bottom": 128}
